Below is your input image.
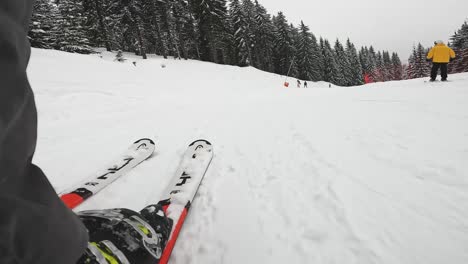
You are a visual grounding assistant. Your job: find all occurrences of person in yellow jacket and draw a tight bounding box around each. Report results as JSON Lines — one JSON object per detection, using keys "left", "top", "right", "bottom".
{"left": 427, "top": 40, "right": 456, "bottom": 81}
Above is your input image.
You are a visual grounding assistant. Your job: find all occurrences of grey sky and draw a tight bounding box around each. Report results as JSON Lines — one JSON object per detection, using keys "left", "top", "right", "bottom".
{"left": 259, "top": 0, "right": 468, "bottom": 61}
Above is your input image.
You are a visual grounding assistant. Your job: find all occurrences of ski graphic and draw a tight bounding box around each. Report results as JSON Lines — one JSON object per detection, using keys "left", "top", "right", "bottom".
{"left": 60, "top": 138, "right": 155, "bottom": 209}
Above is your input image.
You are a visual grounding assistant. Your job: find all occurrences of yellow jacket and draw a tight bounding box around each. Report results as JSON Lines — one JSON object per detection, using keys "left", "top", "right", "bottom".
{"left": 427, "top": 44, "right": 456, "bottom": 63}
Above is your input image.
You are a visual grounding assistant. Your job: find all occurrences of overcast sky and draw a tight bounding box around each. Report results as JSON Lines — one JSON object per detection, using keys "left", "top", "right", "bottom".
{"left": 259, "top": 0, "right": 468, "bottom": 61}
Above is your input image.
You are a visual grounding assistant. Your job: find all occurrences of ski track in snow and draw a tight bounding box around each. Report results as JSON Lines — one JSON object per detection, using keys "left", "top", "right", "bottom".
{"left": 28, "top": 49, "right": 468, "bottom": 264}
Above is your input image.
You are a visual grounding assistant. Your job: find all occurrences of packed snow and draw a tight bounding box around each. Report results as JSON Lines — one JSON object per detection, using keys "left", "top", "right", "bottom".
{"left": 28, "top": 48, "right": 468, "bottom": 264}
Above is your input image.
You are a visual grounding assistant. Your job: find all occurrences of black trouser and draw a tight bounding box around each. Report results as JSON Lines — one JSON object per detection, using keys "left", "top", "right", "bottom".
{"left": 431, "top": 63, "right": 448, "bottom": 80}
{"left": 0, "top": 0, "right": 88, "bottom": 263}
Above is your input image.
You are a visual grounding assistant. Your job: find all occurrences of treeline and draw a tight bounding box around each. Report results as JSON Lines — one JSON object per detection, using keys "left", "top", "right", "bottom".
{"left": 29, "top": 0, "right": 402, "bottom": 86}
{"left": 449, "top": 21, "right": 468, "bottom": 73}
{"left": 406, "top": 21, "right": 468, "bottom": 79}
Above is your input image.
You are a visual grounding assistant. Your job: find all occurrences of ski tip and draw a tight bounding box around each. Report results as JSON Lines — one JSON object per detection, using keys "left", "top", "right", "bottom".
{"left": 189, "top": 139, "right": 211, "bottom": 146}
{"left": 134, "top": 138, "right": 155, "bottom": 145}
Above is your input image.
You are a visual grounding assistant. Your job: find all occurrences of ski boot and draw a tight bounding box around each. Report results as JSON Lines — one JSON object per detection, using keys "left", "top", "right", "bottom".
{"left": 76, "top": 204, "right": 173, "bottom": 264}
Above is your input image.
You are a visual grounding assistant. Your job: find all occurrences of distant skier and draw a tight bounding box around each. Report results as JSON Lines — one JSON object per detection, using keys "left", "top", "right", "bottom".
{"left": 1, "top": 1, "right": 171, "bottom": 263}
{"left": 426, "top": 40, "right": 456, "bottom": 82}
{"left": 304, "top": 81, "right": 308, "bottom": 88}
{"left": 297, "top": 80, "right": 302, "bottom": 88}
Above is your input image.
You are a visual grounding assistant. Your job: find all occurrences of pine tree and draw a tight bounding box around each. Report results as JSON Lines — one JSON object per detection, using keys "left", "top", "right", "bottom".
{"left": 56, "top": 0, "right": 93, "bottom": 54}
{"left": 288, "top": 23, "right": 300, "bottom": 77}
{"left": 345, "top": 39, "right": 364, "bottom": 85}
{"left": 407, "top": 43, "right": 430, "bottom": 78}
{"left": 416, "top": 43, "right": 430, "bottom": 77}
{"left": 82, "top": 0, "right": 112, "bottom": 51}
{"left": 272, "top": 12, "right": 295, "bottom": 76}
{"left": 110, "top": 0, "right": 148, "bottom": 58}
{"left": 310, "top": 33, "right": 324, "bottom": 81}
{"left": 158, "top": 0, "right": 179, "bottom": 59}
{"left": 367, "top": 46, "right": 378, "bottom": 81}
{"left": 172, "top": 0, "right": 198, "bottom": 60}
{"left": 130, "top": 0, "right": 148, "bottom": 59}
{"left": 359, "top": 47, "right": 372, "bottom": 82}
{"left": 382, "top": 51, "right": 392, "bottom": 81}
{"left": 192, "top": 0, "right": 229, "bottom": 63}
{"left": 450, "top": 21, "right": 468, "bottom": 73}
{"left": 374, "top": 51, "right": 384, "bottom": 82}
{"left": 252, "top": 0, "right": 274, "bottom": 71}
{"left": 401, "top": 64, "right": 410, "bottom": 80}
{"left": 296, "top": 21, "right": 321, "bottom": 81}
{"left": 229, "top": 0, "right": 250, "bottom": 66}
{"left": 29, "top": 0, "right": 59, "bottom": 49}
{"left": 334, "top": 39, "right": 352, "bottom": 86}
{"left": 241, "top": 0, "right": 256, "bottom": 65}
{"left": 139, "top": 0, "right": 168, "bottom": 58}
{"left": 406, "top": 46, "right": 417, "bottom": 79}
{"left": 321, "top": 39, "right": 342, "bottom": 85}
{"left": 391, "top": 52, "right": 403, "bottom": 80}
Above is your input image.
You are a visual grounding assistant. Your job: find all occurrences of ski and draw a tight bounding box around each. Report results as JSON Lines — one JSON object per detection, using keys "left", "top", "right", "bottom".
{"left": 157, "top": 139, "right": 214, "bottom": 264}
{"left": 60, "top": 138, "right": 155, "bottom": 209}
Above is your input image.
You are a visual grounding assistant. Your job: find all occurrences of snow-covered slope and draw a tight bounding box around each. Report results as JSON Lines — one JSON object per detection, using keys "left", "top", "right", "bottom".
{"left": 28, "top": 48, "right": 468, "bottom": 264}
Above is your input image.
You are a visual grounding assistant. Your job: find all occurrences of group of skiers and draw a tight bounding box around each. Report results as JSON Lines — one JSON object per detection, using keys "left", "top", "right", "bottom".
{"left": 297, "top": 80, "right": 308, "bottom": 88}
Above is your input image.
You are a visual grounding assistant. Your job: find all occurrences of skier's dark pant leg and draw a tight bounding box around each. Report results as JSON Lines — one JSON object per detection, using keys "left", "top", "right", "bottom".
{"left": 0, "top": 1, "right": 88, "bottom": 263}
{"left": 440, "top": 63, "right": 448, "bottom": 80}
{"left": 430, "top": 63, "right": 441, "bottom": 80}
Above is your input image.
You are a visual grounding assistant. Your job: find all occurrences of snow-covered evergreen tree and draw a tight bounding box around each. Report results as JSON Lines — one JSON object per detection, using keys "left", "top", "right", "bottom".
{"left": 321, "top": 39, "right": 342, "bottom": 85}
{"left": 288, "top": 23, "right": 300, "bottom": 77}
{"left": 450, "top": 21, "right": 468, "bottom": 73}
{"left": 192, "top": 0, "right": 229, "bottom": 63}
{"left": 29, "top": 0, "right": 59, "bottom": 49}
{"left": 407, "top": 43, "right": 430, "bottom": 79}
{"left": 56, "top": 0, "right": 93, "bottom": 54}
{"left": 345, "top": 39, "right": 364, "bottom": 85}
{"left": 272, "top": 12, "right": 295, "bottom": 76}
{"left": 111, "top": 0, "right": 148, "bottom": 58}
{"left": 158, "top": 0, "right": 179, "bottom": 59}
{"left": 229, "top": 0, "right": 250, "bottom": 66}
{"left": 334, "top": 39, "right": 352, "bottom": 86}
{"left": 241, "top": 0, "right": 256, "bottom": 65}
{"left": 417, "top": 43, "right": 431, "bottom": 78}
{"left": 391, "top": 52, "right": 403, "bottom": 80}
{"left": 406, "top": 47, "right": 416, "bottom": 79}
{"left": 252, "top": 0, "right": 274, "bottom": 72}
{"left": 82, "top": 0, "right": 112, "bottom": 51}
{"left": 382, "top": 51, "right": 392, "bottom": 81}
{"left": 139, "top": 0, "right": 168, "bottom": 58}
{"left": 359, "top": 47, "right": 371, "bottom": 82}
{"left": 367, "top": 46, "right": 378, "bottom": 81}
{"left": 172, "top": 0, "right": 198, "bottom": 60}
{"left": 296, "top": 21, "right": 322, "bottom": 81}
{"left": 374, "top": 51, "right": 385, "bottom": 82}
